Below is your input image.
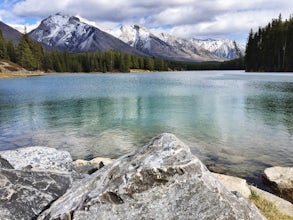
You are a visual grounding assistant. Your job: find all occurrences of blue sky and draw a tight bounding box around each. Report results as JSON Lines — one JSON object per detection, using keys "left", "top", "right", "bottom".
{"left": 1, "top": 0, "right": 293, "bottom": 45}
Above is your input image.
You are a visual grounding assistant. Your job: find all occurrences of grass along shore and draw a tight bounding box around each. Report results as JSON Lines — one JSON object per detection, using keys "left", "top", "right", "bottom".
{"left": 0, "top": 60, "right": 44, "bottom": 78}
{"left": 0, "top": 71, "right": 44, "bottom": 78}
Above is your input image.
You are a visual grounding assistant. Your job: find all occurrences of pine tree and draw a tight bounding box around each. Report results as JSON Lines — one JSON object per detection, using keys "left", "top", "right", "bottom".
{"left": 17, "top": 35, "right": 36, "bottom": 69}
{"left": 6, "top": 40, "right": 17, "bottom": 62}
{"left": 245, "top": 14, "right": 293, "bottom": 72}
{"left": 0, "top": 29, "right": 7, "bottom": 59}
{"left": 145, "top": 58, "right": 154, "bottom": 71}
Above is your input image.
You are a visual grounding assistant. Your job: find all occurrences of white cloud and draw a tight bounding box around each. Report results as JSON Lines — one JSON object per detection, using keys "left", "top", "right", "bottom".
{"left": 0, "top": 0, "right": 292, "bottom": 42}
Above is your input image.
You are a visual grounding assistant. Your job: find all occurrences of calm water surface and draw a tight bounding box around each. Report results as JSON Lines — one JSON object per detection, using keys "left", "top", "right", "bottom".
{"left": 0, "top": 71, "right": 292, "bottom": 186}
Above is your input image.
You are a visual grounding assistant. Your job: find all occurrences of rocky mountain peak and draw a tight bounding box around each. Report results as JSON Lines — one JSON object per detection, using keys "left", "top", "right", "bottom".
{"left": 29, "top": 14, "right": 146, "bottom": 55}
{"left": 27, "top": 13, "right": 244, "bottom": 61}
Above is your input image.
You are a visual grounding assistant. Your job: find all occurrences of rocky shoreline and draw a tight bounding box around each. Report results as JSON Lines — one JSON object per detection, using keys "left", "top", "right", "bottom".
{"left": 0, "top": 133, "right": 292, "bottom": 219}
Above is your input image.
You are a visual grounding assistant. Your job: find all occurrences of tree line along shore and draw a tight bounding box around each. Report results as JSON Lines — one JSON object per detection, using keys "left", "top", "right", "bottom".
{"left": 0, "top": 27, "right": 244, "bottom": 77}
{"left": 1, "top": 14, "right": 293, "bottom": 77}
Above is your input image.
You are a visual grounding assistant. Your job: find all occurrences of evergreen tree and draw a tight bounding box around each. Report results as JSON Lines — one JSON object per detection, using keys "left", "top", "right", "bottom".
{"left": 145, "top": 58, "right": 154, "bottom": 71}
{"left": 0, "top": 29, "right": 7, "bottom": 59}
{"left": 6, "top": 40, "right": 17, "bottom": 62}
{"left": 17, "top": 35, "right": 36, "bottom": 69}
{"left": 245, "top": 14, "right": 293, "bottom": 72}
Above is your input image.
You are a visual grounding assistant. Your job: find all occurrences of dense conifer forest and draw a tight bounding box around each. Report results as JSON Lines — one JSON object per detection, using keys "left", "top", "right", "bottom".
{"left": 0, "top": 29, "right": 244, "bottom": 72}
{"left": 0, "top": 31, "right": 169, "bottom": 72}
{"left": 245, "top": 15, "right": 293, "bottom": 72}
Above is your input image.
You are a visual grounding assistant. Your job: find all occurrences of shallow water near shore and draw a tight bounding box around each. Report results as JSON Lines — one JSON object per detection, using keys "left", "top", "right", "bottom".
{"left": 0, "top": 71, "right": 292, "bottom": 188}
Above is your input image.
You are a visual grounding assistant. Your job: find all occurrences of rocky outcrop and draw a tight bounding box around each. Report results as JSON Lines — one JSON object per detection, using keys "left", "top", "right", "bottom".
{"left": 38, "top": 133, "right": 265, "bottom": 220}
{"left": 263, "top": 166, "right": 293, "bottom": 203}
{"left": 0, "top": 147, "right": 73, "bottom": 220}
{"left": 0, "top": 146, "right": 73, "bottom": 172}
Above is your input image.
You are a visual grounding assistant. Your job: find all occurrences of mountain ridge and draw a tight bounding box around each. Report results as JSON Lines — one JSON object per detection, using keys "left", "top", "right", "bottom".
{"left": 75, "top": 15, "right": 245, "bottom": 61}
{"left": 28, "top": 13, "right": 244, "bottom": 61}
{"left": 29, "top": 14, "right": 146, "bottom": 56}
{"left": 0, "top": 21, "right": 22, "bottom": 44}
{"left": 109, "top": 24, "right": 244, "bottom": 61}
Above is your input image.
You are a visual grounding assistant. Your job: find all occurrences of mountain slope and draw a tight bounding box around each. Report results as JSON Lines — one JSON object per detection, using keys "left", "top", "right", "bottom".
{"left": 110, "top": 25, "right": 221, "bottom": 62}
{"left": 29, "top": 14, "right": 244, "bottom": 61}
{"left": 0, "top": 21, "right": 22, "bottom": 44}
{"left": 191, "top": 38, "right": 245, "bottom": 60}
{"left": 29, "top": 14, "right": 146, "bottom": 56}
{"left": 108, "top": 24, "right": 244, "bottom": 61}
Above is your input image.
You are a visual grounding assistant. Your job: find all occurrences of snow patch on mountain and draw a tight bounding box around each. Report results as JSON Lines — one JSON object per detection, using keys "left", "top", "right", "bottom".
{"left": 30, "top": 14, "right": 88, "bottom": 48}
{"left": 29, "top": 13, "right": 146, "bottom": 55}
{"left": 29, "top": 14, "right": 244, "bottom": 61}
{"left": 109, "top": 24, "right": 221, "bottom": 61}
{"left": 191, "top": 39, "right": 244, "bottom": 59}
{"left": 107, "top": 23, "right": 243, "bottom": 61}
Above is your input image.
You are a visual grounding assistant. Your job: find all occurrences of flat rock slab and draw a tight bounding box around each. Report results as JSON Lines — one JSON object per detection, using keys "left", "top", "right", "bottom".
{"left": 0, "top": 168, "right": 72, "bottom": 220}
{"left": 38, "top": 133, "right": 265, "bottom": 220}
{"left": 213, "top": 173, "right": 251, "bottom": 198}
{"left": 0, "top": 146, "right": 73, "bottom": 172}
{"left": 263, "top": 166, "right": 293, "bottom": 203}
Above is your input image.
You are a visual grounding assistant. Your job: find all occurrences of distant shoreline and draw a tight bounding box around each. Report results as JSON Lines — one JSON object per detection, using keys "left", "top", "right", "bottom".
{"left": 0, "top": 72, "right": 44, "bottom": 79}
{"left": 0, "top": 69, "right": 163, "bottom": 79}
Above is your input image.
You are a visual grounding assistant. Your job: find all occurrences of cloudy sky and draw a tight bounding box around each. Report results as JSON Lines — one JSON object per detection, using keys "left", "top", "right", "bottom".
{"left": 1, "top": 0, "right": 292, "bottom": 44}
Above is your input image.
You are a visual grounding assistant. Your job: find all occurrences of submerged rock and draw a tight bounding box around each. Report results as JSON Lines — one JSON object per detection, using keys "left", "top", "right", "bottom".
{"left": 0, "top": 168, "right": 71, "bottom": 220}
{"left": 38, "top": 133, "right": 265, "bottom": 220}
{"left": 263, "top": 166, "right": 293, "bottom": 203}
{"left": 0, "top": 146, "right": 73, "bottom": 172}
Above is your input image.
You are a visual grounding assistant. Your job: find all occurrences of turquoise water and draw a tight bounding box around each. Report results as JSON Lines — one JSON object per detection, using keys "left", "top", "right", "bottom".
{"left": 0, "top": 71, "right": 292, "bottom": 185}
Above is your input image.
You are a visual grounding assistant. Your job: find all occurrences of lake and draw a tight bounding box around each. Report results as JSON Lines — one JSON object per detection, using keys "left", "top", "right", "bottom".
{"left": 0, "top": 71, "right": 292, "bottom": 187}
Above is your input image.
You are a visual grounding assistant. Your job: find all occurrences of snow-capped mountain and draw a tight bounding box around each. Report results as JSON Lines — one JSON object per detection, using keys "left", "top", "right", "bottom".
{"left": 191, "top": 39, "right": 245, "bottom": 60}
{"left": 109, "top": 24, "right": 244, "bottom": 61}
{"left": 110, "top": 25, "right": 221, "bottom": 61}
{"left": 28, "top": 13, "right": 244, "bottom": 61}
{"left": 29, "top": 13, "right": 146, "bottom": 56}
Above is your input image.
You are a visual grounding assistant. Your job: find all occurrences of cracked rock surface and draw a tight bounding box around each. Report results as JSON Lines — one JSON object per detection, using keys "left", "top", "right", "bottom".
{"left": 0, "top": 147, "right": 72, "bottom": 220}
{"left": 0, "top": 168, "right": 71, "bottom": 220}
{"left": 38, "top": 133, "right": 265, "bottom": 220}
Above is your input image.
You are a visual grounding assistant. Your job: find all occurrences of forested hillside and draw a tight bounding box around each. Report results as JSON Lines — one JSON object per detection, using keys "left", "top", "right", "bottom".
{"left": 0, "top": 30, "right": 168, "bottom": 72}
{"left": 0, "top": 29, "right": 243, "bottom": 73}
{"left": 245, "top": 15, "right": 293, "bottom": 72}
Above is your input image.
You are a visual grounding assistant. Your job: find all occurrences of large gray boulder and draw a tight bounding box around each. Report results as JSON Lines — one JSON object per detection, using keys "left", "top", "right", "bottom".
{"left": 0, "top": 147, "right": 73, "bottom": 220}
{"left": 0, "top": 146, "right": 73, "bottom": 172}
{"left": 0, "top": 168, "right": 71, "bottom": 220}
{"left": 38, "top": 133, "right": 265, "bottom": 220}
{"left": 263, "top": 166, "right": 293, "bottom": 203}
